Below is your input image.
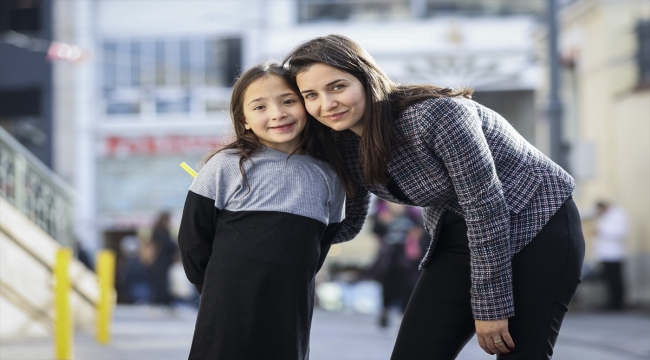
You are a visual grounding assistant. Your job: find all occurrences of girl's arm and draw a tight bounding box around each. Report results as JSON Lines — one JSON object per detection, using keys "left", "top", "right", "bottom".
{"left": 316, "top": 174, "right": 347, "bottom": 271}
{"left": 316, "top": 223, "right": 340, "bottom": 272}
{"left": 178, "top": 191, "right": 218, "bottom": 295}
{"left": 421, "top": 97, "right": 513, "bottom": 321}
{"left": 177, "top": 155, "right": 226, "bottom": 295}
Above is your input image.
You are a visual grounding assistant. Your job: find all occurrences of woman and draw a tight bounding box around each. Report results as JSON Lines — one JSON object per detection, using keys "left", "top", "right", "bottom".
{"left": 284, "top": 35, "right": 585, "bottom": 359}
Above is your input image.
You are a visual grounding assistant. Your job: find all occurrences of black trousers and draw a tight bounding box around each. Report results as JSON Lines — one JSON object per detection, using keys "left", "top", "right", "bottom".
{"left": 391, "top": 198, "right": 585, "bottom": 360}
{"left": 602, "top": 261, "right": 625, "bottom": 310}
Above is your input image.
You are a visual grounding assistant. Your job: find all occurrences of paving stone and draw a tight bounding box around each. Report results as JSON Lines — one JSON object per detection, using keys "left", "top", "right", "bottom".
{"left": 1, "top": 306, "right": 648, "bottom": 360}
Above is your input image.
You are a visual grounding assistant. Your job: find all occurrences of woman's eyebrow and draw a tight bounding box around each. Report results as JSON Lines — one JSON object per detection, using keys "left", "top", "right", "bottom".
{"left": 300, "top": 79, "right": 347, "bottom": 94}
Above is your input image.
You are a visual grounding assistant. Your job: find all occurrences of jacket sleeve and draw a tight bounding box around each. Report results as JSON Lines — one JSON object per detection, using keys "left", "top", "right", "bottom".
{"left": 332, "top": 181, "right": 371, "bottom": 244}
{"left": 422, "top": 98, "right": 514, "bottom": 320}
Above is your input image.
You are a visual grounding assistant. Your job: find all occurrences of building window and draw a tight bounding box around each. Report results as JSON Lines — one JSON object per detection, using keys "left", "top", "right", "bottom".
{"left": 637, "top": 19, "right": 650, "bottom": 87}
{"left": 101, "top": 37, "right": 242, "bottom": 119}
{"left": 296, "top": 0, "right": 545, "bottom": 23}
{"left": 0, "top": 0, "right": 41, "bottom": 34}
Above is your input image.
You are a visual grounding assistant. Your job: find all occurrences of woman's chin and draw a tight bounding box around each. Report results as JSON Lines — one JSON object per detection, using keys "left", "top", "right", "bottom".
{"left": 327, "top": 122, "right": 351, "bottom": 132}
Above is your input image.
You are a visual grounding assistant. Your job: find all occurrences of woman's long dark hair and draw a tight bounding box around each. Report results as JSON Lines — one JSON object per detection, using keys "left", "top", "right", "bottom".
{"left": 283, "top": 34, "right": 473, "bottom": 186}
{"left": 200, "top": 61, "right": 354, "bottom": 194}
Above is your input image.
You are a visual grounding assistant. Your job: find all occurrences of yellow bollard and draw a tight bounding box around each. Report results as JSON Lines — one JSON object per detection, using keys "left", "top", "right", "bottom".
{"left": 54, "top": 248, "right": 74, "bottom": 360}
{"left": 96, "top": 250, "right": 116, "bottom": 344}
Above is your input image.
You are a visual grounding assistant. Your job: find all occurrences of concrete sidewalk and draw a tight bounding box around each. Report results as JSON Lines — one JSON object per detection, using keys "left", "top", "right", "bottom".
{"left": 1, "top": 305, "right": 648, "bottom": 359}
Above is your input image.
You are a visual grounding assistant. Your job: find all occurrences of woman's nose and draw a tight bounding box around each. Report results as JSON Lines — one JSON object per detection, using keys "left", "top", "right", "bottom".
{"left": 321, "top": 95, "right": 338, "bottom": 111}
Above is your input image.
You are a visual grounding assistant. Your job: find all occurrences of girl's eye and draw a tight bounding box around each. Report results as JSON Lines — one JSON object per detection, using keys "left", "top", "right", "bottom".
{"left": 284, "top": 99, "right": 296, "bottom": 105}
{"left": 253, "top": 105, "right": 265, "bottom": 111}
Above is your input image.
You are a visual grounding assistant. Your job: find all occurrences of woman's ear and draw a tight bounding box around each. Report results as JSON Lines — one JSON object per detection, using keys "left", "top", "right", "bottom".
{"left": 243, "top": 119, "right": 251, "bottom": 130}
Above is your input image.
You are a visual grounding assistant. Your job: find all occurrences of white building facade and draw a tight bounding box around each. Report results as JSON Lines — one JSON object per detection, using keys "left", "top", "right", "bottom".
{"left": 66, "top": 0, "right": 546, "bottom": 253}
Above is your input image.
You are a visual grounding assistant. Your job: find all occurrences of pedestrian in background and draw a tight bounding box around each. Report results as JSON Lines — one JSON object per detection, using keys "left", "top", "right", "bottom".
{"left": 177, "top": 62, "right": 347, "bottom": 360}
{"left": 285, "top": 34, "right": 585, "bottom": 359}
{"left": 118, "top": 235, "right": 151, "bottom": 304}
{"left": 594, "top": 201, "right": 629, "bottom": 310}
{"left": 369, "top": 200, "right": 420, "bottom": 328}
{"left": 148, "top": 211, "right": 179, "bottom": 312}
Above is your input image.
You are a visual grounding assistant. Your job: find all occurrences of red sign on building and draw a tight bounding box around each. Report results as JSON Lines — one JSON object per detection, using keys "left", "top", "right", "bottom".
{"left": 103, "top": 135, "right": 228, "bottom": 157}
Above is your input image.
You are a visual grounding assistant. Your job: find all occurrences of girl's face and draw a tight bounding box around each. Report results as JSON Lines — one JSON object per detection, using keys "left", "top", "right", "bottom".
{"left": 295, "top": 63, "right": 366, "bottom": 136}
{"left": 242, "top": 75, "right": 307, "bottom": 154}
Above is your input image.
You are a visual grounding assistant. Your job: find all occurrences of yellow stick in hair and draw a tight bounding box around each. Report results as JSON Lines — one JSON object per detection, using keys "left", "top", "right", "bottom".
{"left": 180, "top": 162, "right": 198, "bottom": 178}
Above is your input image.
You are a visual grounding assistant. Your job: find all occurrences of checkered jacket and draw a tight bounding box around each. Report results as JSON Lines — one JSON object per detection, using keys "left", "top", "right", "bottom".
{"left": 332, "top": 97, "right": 575, "bottom": 320}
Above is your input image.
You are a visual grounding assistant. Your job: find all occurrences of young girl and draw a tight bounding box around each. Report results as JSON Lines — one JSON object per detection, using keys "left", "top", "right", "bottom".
{"left": 178, "top": 62, "right": 348, "bottom": 360}
{"left": 285, "top": 35, "right": 585, "bottom": 359}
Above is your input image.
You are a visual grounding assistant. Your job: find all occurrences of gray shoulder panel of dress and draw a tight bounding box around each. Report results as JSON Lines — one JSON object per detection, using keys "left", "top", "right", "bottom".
{"left": 189, "top": 147, "right": 345, "bottom": 225}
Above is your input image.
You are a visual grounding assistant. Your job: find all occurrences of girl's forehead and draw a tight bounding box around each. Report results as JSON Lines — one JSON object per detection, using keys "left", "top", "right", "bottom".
{"left": 244, "top": 75, "right": 296, "bottom": 98}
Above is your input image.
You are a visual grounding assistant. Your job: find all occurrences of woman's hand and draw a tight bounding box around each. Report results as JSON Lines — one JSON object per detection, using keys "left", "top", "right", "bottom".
{"left": 475, "top": 319, "right": 514, "bottom": 355}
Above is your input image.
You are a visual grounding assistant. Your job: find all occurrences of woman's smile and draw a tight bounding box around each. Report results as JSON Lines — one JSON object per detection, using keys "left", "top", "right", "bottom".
{"left": 324, "top": 110, "right": 348, "bottom": 121}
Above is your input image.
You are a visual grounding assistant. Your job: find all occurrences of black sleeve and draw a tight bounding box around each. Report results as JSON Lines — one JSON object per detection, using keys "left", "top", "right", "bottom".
{"left": 316, "top": 222, "right": 342, "bottom": 273}
{"left": 178, "top": 190, "right": 219, "bottom": 295}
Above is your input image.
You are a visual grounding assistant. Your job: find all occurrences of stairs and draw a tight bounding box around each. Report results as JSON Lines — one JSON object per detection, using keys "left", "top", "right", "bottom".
{"left": 0, "top": 126, "right": 99, "bottom": 340}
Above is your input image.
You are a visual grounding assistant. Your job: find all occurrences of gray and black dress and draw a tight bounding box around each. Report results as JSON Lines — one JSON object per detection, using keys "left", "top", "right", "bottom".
{"left": 178, "top": 147, "right": 345, "bottom": 360}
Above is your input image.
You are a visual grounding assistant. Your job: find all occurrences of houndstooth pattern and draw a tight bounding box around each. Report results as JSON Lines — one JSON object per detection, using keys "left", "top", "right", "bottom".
{"left": 332, "top": 97, "right": 574, "bottom": 320}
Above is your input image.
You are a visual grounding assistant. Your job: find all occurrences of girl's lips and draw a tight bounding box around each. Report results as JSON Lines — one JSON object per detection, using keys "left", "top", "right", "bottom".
{"left": 324, "top": 110, "right": 348, "bottom": 121}
{"left": 269, "top": 123, "right": 295, "bottom": 131}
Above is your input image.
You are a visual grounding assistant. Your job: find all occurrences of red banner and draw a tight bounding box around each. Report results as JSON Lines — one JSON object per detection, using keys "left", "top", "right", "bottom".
{"left": 103, "top": 135, "right": 228, "bottom": 157}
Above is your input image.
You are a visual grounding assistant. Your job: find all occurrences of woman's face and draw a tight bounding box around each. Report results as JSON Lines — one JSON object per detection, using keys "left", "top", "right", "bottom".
{"left": 295, "top": 63, "right": 366, "bottom": 135}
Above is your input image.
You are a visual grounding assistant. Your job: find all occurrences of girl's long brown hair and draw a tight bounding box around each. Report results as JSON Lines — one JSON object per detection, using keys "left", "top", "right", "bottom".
{"left": 200, "top": 61, "right": 354, "bottom": 195}
{"left": 283, "top": 34, "right": 473, "bottom": 186}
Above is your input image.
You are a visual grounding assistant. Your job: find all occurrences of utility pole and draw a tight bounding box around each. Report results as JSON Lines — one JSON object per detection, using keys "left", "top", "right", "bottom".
{"left": 548, "top": 0, "right": 566, "bottom": 170}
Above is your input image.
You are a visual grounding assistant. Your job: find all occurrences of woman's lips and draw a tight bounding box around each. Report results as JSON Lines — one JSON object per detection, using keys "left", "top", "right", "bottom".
{"left": 324, "top": 110, "right": 348, "bottom": 121}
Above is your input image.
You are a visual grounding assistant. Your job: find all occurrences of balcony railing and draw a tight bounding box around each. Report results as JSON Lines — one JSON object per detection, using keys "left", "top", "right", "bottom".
{"left": 0, "top": 126, "right": 75, "bottom": 247}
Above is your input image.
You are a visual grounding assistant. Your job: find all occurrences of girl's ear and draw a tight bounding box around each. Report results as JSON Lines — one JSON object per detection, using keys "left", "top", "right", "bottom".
{"left": 243, "top": 119, "right": 251, "bottom": 130}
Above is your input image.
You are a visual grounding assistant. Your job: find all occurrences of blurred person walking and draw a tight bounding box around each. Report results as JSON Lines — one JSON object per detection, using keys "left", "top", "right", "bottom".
{"left": 594, "top": 201, "right": 629, "bottom": 310}
{"left": 118, "top": 235, "right": 151, "bottom": 304}
{"left": 285, "top": 34, "right": 585, "bottom": 360}
{"left": 178, "top": 62, "right": 347, "bottom": 360}
{"left": 369, "top": 200, "right": 420, "bottom": 328}
{"left": 148, "top": 211, "right": 179, "bottom": 312}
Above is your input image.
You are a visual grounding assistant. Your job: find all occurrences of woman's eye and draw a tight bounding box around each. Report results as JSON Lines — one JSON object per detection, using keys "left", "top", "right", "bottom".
{"left": 332, "top": 84, "right": 345, "bottom": 91}
{"left": 304, "top": 93, "right": 316, "bottom": 99}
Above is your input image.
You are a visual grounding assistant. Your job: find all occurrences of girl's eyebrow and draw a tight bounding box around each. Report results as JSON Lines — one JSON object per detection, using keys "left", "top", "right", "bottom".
{"left": 247, "top": 97, "right": 265, "bottom": 106}
{"left": 300, "top": 79, "right": 347, "bottom": 94}
{"left": 248, "top": 93, "right": 296, "bottom": 106}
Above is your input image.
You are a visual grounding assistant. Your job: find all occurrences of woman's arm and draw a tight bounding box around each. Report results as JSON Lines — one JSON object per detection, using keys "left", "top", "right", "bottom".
{"left": 332, "top": 181, "right": 371, "bottom": 244}
{"left": 421, "top": 98, "right": 514, "bottom": 320}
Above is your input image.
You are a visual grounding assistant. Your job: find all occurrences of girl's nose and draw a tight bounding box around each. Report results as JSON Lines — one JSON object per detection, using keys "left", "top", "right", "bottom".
{"left": 270, "top": 105, "right": 286, "bottom": 120}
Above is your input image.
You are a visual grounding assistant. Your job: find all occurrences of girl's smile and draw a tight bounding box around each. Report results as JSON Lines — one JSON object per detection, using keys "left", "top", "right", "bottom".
{"left": 269, "top": 122, "right": 296, "bottom": 130}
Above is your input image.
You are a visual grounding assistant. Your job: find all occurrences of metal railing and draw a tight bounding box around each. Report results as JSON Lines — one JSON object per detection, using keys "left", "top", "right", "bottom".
{"left": 0, "top": 126, "right": 75, "bottom": 247}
